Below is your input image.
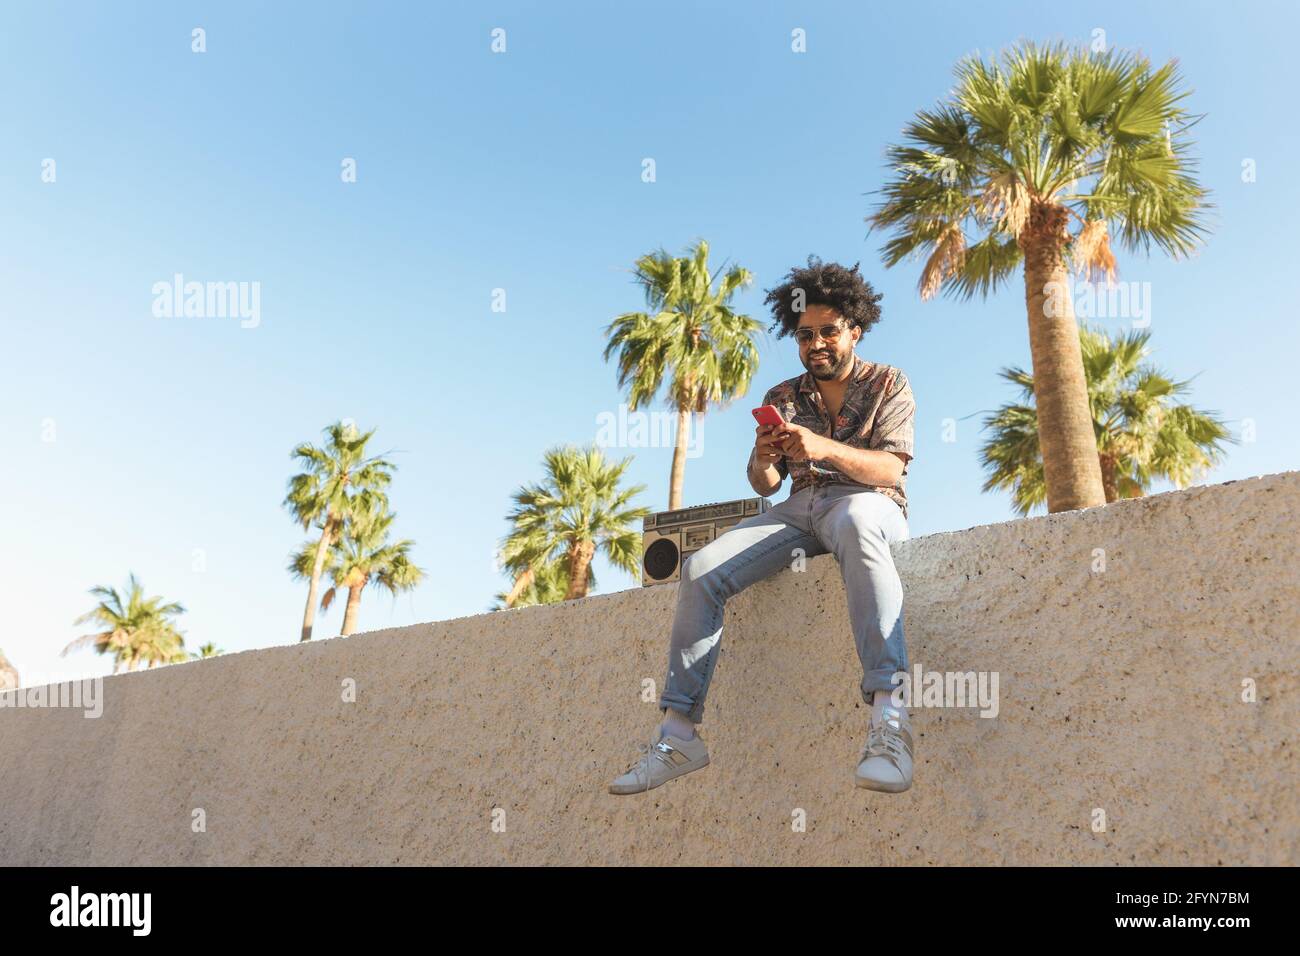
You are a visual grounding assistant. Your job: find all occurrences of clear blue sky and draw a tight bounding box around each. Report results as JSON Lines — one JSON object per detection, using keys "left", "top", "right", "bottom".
{"left": 3, "top": 1, "right": 1297, "bottom": 684}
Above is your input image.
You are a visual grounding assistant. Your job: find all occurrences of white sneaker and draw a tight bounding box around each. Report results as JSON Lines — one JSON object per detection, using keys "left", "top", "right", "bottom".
{"left": 609, "top": 729, "right": 710, "bottom": 794}
{"left": 855, "top": 705, "right": 914, "bottom": 793}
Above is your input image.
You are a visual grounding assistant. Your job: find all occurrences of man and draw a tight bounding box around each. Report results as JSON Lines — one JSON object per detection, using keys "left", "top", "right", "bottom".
{"left": 609, "top": 257, "right": 917, "bottom": 795}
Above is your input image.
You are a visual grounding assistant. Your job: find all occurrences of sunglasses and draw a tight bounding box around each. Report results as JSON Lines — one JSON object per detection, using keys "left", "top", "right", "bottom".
{"left": 794, "top": 321, "right": 848, "bottom": 346}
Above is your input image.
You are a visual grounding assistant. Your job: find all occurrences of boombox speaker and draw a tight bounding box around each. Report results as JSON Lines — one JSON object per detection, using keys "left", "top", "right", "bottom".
{"left": 641, "top": 496, "right": 771, "bottom": 586}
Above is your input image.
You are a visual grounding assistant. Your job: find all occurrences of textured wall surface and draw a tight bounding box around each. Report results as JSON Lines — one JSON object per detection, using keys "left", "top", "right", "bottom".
{"left": 2, "top": 472, "right": 1296, "bottom": 866}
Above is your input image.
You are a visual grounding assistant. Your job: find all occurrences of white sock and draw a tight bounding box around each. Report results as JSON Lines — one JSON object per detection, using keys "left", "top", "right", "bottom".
{"left": 659, "top": 708, "right": 696, "bottom": 740}
{"left": 871, "top": 689, "right": 903, "bottom": 725}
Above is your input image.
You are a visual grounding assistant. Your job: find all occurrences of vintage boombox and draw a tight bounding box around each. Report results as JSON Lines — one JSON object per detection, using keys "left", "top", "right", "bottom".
{"left": 641, "top": 496, "right": 771, "bottom": 586}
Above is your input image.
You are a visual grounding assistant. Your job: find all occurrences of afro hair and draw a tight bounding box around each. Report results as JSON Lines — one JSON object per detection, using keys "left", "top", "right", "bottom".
{"left": 762, "top": 256, "right": 884, "bottom": 340}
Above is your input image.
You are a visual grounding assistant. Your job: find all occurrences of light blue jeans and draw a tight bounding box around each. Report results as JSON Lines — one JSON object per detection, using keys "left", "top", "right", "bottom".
{"left": 659, "top": 482, "right": 909, "bottom": 724}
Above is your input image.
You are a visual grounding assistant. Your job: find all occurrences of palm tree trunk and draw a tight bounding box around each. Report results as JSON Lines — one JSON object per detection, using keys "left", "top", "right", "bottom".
{"left": 669, "top": 405, "right": 690, "bottom": 510}
{"left": 1020, "top": 205, "right": 1106, "bottom": 513}
{"left": 300, "top": 514, "right": 336, "bottom": 642}
{"left": 503, "top": 566, "right": 535, "bottom": 608}
{"left": 1098, "top": 451, "right": 1120, "bottom": 503}
{"left": 563, "top": 540, "right": 597, "bottom": 601}
{"left": 341, "top": 585, "right": 364, "bottom": 636}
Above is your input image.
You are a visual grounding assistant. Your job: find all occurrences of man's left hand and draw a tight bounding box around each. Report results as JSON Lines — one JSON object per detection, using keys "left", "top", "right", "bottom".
{"left": 776, "top": 423, "right": 831, "bottom": 462}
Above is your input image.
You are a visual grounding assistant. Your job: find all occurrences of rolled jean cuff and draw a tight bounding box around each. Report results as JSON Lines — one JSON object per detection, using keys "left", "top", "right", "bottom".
{"left": 658, "top": 698, "right": 702, "bottom": 724}
{"left": 861, "top": 666, "right": 905, "bottom": 703}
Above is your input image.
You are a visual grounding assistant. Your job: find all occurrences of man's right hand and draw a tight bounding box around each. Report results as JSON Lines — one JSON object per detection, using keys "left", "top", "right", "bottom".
{"left": 754, "top": 422, "right": 787, "bottom": 466}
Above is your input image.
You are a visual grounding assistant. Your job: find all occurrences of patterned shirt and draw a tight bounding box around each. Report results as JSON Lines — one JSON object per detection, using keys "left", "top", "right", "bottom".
{"left": 754, "top": 353, "right": 916, "bottom": 518}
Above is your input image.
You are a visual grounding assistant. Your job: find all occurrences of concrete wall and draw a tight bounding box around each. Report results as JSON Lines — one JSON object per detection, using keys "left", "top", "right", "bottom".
{"left": 2, "top": 472, "right": 1296, "bottom": 865}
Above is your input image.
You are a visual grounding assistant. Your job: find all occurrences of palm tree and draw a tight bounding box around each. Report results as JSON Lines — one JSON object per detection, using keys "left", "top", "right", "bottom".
{"left": 494, "top": 523, "right": 600, "bottom": 608}
{"left": 492, "top": 555, "right": 593, "bottom": 610}
{"left": 868, "top": 41, "right": 1211, "bottom": 513}
{"left": 501, "top": 445, "right": 650, "bottom": 603}
{"left": 320, "top": 504, "right": 425, "bottom": 636}
{"left": 284, "top": 421, "right": 394, "bottom": 641}
{"left": 190, "top": 642, "right": 224, "bottom": 660}
{"left": 64, "top": 574, "right": 187, "bottom": 672}
{"left": 495, "top": 523, "right": 549, "bottom": 609}
{"left": 288, "top": 535, "right": 339, "bottom": 618}
{"left": 980, "top": 324, "right": 1233, "bottom": 514}
{"left": 0, "top": 647, "right": 19, "bottom": 690}
{"left": 603, "top": 239, "right": 762, "bottom": 510}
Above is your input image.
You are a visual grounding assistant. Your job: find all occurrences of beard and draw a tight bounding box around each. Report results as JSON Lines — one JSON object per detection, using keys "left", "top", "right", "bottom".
{"left": 803, "top": 347, "right": 848, "bottom": 379}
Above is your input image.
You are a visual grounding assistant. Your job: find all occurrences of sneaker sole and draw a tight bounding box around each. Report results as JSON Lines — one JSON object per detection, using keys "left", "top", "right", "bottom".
{"left": 608, "top": 754, "right": 710, "bottom": 795}
{"left": 854, "top": 773, "right": 911, "bottom": 793}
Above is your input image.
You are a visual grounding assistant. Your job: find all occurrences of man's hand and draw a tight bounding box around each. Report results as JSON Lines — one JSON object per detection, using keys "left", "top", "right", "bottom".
{"left": 753, "top": 422, "right": 787, "bottom": 466}
{"left": 773, "top": 422, "right": 831, "bottom": 462}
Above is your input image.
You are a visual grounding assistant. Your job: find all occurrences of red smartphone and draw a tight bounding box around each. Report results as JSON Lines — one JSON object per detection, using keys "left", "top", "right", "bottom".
{"left": 751, "top": 404, "right": 786, "bottom": 428}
